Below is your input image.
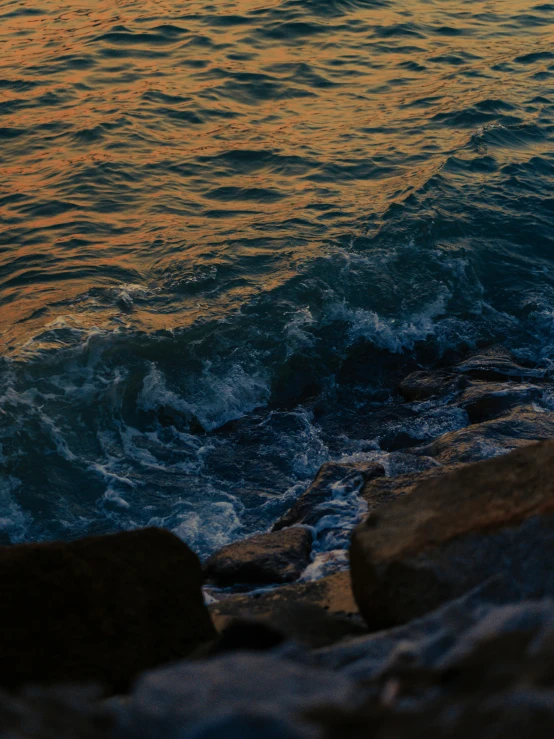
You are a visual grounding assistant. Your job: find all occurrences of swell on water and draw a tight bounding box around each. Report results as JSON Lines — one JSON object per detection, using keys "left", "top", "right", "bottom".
{"left": 0, "top": 0, "right": 553, "bottom": 564}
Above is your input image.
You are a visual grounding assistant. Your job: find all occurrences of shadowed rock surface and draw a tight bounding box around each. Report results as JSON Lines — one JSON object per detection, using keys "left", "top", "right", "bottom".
{"left": 309, "top": 594, "right": 554, "bottom": 739}
{"left": 204, "top": 527, "right": 313, "bottom": 586}
{"left": 0, "top": 528, "right": 216, "bottom": 692}
{"left": 350, "top": 441, "right": 554, "bottom": 630}
{"left": 210, "top": 571, "right": 367, "bottom": 648}
{"left": 118, "top": 652, "right": 359, "bottom": 739}
{"left": 314, "top": 576, "right": 530, "bottom": 679}
{"left": 0, "top": 686, "right": 112, "bottom": 739}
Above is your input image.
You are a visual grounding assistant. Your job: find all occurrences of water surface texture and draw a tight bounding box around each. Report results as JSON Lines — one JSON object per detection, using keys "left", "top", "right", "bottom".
{"left": 1, "top": 0, "right": 554, "bottom": 556}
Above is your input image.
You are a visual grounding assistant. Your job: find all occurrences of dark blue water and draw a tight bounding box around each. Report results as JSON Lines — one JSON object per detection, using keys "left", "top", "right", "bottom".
{"left": 1, "top": 0, "right": 554, "bottom": 564}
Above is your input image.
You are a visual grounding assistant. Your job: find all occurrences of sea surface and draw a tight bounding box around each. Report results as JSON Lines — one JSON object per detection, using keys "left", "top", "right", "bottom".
{"left": 1, "top": 0, "right": 554, "bottom": 564}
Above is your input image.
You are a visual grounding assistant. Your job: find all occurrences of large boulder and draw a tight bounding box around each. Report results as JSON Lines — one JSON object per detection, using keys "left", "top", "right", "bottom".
{"left": 0, "top": 528, "right": 216, "bottom": 691}
{"left": 204, "top": 527, "right": 313, "bottom": 587}
{"left": 350, "top": 441, "right": 554, "bottom": 630}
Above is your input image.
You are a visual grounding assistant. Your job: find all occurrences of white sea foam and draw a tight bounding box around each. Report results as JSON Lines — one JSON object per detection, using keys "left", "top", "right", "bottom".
{"left": 149, "top": 499, "right": 244, "bottom": 554}
{"left": 327, "top": 290, "right": 450, "bottom": 353}
{"left": 139, "top": 361, "right": 271, "bottom": 432}
{"left": 284, "top": 307, "right": 317, "bottom": 354}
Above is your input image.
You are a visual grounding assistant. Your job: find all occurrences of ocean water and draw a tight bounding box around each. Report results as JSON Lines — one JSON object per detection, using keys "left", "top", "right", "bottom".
{"left": 1, "top": 0, "right": 553, "bottom": 559}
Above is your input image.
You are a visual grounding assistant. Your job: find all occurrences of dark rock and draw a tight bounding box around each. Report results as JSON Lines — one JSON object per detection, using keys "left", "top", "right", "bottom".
{"left": 311, "top": 593, "right": 554, "bottom": 739}
{"left": 0, "top": 685, "right": 112, "bottom": 739}
{"left": 204, "top": 527, "right": 313, "bottom": 587}
{"left": 314, "top": 576, "right": 537, "bottom": 680}
{"left": 210, "top": 571, "right": 367, "bottom": 649}
{"left": 310, "top": 682, "right": 554, "bottom": 739}
{"left": 118, "top": 652, "right": 358, "bottom": 739}
{"left": 0, "top": 528, "right": 216, "bottom": 692}
{"left": 399, "top": 370, "right": 469, "bottom": 402}
{"left": 273, "top": 462, "right": 385, "bottom": 531}
{"left": 411, "top": 406, "right": 554, "bottom": 465}
{"left": 456, "top": 382, "right": 543, "bottom": 423}
{"left": 455, "top": 345, "right": 545, "bottom": 381}
{"left": 209, "top": 619, "right": 286, "bottom": 654}
{"left": 350, "top": 441, "right": 554, "bottom": 631}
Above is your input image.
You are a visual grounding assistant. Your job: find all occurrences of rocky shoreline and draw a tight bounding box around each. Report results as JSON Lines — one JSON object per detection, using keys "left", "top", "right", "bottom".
{"left": 4, "top": 345, "right": 554, "bottom": 737}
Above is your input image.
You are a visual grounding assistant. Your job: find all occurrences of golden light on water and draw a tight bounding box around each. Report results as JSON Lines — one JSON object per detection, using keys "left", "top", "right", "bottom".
{"left": 0, "top": 0, "right": 552, "bottom": 350}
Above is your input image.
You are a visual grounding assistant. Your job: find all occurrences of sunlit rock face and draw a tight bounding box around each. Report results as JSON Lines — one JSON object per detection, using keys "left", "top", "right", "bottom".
{"left": 350, "top": 441, "right": 554, "bottom": 630}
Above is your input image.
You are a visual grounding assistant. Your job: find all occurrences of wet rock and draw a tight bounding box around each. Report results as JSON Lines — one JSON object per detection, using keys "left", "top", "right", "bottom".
{"left": 0, "top": 528, "right": 216, "bottom": 692}
{"left": 204, "top": 527, "right": 313, "bottom": 587}
{"left": 399, "top": 370, "right": 468, "bottom": 401}
{"left": 273, "top": 462, "right": 385, "bottom": 531}
{"left": 210, "top": 571, "right": 367, "bottom": 648}
{"left": 350, "top": 441, "right": 554, "bottom": 630}
{"left": 456, "top": 382, "right": 543, "bottom": 423}
{"left": 411, "top": 406, "right": 554, "bottom": 465}
{"left": 118, "top": 652, "right": 358, "bottom": 739}
{"left": 455, "top": 345, "right": 545, "bottom": 381}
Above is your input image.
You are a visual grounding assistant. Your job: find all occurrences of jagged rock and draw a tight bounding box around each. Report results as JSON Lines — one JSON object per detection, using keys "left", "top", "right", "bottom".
{"left": 204, "top": 527, "right": 313, "bottom": 587}
{"left": 350, "top": 441, "right": 554, "bottom": 630}
{"left": 455, "top": 345, "right": 545, "bottom": 381}
{"left": 118, "top": 652, "right": 358, "bottom": 739}
{"left": 411, "top": 406, "right": 554, "bottom": 465}
{"left": 273, "top": 462, "right": 385, "bottom": 531}
{"left": 399, "top": 370, "right": 468, "bottom": 401}
{"left": 0, "top": 528, "right": 216, "bottom": 692}
{"left": 209, "top": 571, "right": 367, "bottom": 648}
{"left": 456, "top": 382, "right": 543, "bottom": 423}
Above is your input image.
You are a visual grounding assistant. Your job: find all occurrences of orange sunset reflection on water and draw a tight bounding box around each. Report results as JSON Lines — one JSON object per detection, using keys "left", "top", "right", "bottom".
{"left": 0, "top": 0, "right": 552, "bottom": 352}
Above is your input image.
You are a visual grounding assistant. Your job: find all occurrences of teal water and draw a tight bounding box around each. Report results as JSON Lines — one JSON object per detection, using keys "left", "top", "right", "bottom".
{"left": 1, "top": 0, "right": 554, "bottom": 559}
